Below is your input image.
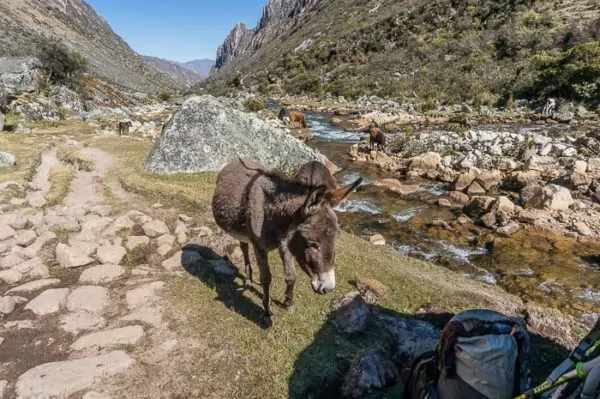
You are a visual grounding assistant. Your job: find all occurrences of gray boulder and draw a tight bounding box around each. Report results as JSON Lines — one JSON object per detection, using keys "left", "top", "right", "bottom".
{"left": 11, "top": 99, "right": 60, "bottom": 123}
{"left": 49, "top": 86, "right": 84, "bottom": 113}
{"left": 0, "top": 151, "right": 16, "bottom": 168}
{"left": 144, "top": 95, "right": 329, "bottom": 173}
{"left": 0, "top": 111, "right": 4, "bottom": 131}
{"left": 0, "top": 57, "right": 42, "bottom": 94}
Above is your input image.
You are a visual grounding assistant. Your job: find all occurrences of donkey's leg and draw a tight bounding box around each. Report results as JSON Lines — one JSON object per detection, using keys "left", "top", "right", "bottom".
{"left": 240, "top": 242, "right": 253, "bottom": 287}
{"left": 278, "top": 246, "right": 296, "bottom": 309}
{"left": 253, "top": 244, "right": 273, "bottom": 318}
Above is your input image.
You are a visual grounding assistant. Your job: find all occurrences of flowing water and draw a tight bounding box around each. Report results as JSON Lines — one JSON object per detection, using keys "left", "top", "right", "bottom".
{"left": 301, "top": 112, "right": 600, "bottom": 321}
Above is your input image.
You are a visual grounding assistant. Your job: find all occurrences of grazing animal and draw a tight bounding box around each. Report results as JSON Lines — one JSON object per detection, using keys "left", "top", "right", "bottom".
{"left": 278, "top": 107, "right": 287, "bottom": 121}
{"left": 117, "top": 120, "right": 132, "bottom": 136}
{"left": 294, "top": 161, "right": 336, "bottom": 190}
{"left": 369, "top": 122, "right": 386, "bottom": 152}
{"left": 289, "top": 111, "right": 308, "bottom": 128}
{"left": 212, "top": 158, "right": 362, "bottom": 325}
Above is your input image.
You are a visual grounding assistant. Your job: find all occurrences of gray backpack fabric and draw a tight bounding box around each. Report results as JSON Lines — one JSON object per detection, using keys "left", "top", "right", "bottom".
{"left": 404, "top": 308, "right": 531, "bottom": 399}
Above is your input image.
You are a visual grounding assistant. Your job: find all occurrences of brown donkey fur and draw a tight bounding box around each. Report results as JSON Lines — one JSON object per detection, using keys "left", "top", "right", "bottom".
{"left": 294, "top": 161, "right": 337, "bottom": 190}
{"left": 212, "top": 158, "right": 362, "bottom": 326}
{"left": 117, "top": 120, "right": 132, "bottom": 136}
{"left": 289, "top": 111, "right": 308, "bottom": 128}
{"left": 369, "top": 122, "right": 386, "bottom": 152}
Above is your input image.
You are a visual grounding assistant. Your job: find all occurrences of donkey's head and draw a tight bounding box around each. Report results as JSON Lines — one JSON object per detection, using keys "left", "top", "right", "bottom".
{"left": 288, "top": 178, "right": 362, "bottom": 294}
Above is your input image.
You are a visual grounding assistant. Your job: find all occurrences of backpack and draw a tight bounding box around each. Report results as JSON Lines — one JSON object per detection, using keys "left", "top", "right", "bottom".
{"left": 404, "top": 309, "right": 531, "bottom": 399}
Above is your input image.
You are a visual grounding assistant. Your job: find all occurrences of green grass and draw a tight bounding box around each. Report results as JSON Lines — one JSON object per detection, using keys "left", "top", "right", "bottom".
{"left": 46, "top": 164, "right": 75, "bottom": 206}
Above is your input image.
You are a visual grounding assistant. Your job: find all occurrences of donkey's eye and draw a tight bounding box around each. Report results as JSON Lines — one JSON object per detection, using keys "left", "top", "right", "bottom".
{"left": 308, "top": 241, "right": 320, "bottom": 250}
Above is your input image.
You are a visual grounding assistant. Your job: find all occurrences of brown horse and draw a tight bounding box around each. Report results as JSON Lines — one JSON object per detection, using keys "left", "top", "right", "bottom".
{"left": 294, "top": 161, "right": 336, "bottom": 190}
{"left": 117, "top": 120, "right": 132, "bottom": 136}
{"left": 289, "top": 111, "right": 308, "bottom": 128}
{"left": 212, "top": 158, "right": 361, "bottom": 326}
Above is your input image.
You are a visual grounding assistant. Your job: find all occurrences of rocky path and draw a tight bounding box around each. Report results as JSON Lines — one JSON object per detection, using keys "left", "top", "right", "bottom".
{"left": 0, "top": 141, "right": 222, "bottom": 398}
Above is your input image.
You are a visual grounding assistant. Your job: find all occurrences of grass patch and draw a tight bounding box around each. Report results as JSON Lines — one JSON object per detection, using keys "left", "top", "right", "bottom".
{"left": 56, "top": 147, "right": 94, "bottom": 171}
{"left": 46, "top": 164, "right": 75, "bottom": 206}
{"left": 0, "top": 134, "right": 46, "bottom": 183}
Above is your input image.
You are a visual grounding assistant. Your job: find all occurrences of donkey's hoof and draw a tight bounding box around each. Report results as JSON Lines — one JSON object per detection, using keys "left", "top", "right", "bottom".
{"left": 261, "top": 315, "right": 274, "bottom": 328}
{"left": 284, "top": 299, "right": 295, "bottom": 310}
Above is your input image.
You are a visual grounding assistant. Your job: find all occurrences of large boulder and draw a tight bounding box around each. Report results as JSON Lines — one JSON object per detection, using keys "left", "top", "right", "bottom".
{"left": 11, "top": 98, "right": 60, "bottom": 123}
{"left": 49, "top": 86, "right": 84, "bottom": 113}
{"left": 0, "top": 57, "right": 41, "bottom": 94}
{"left": 523, "top": 184, "right": 574, "bottom": 211}
{"left": 144, "top": 95, "right": 331, "bottom": 173}
{"left": 0, "top": 151, "right": 16, "bottom": 168}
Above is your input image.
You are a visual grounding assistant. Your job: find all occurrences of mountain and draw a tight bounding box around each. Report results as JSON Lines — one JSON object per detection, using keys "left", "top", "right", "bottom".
{"left": 0, "top": 0, "right": 182, "bottom": 93}
{"left": 180, "top": 59, "right": 215, "bottom": 77}
{"left": 211, "top": 0, "right": 600, "bottom": 107}
{"left": 142, "top": 56, "right": 205, "bottom": 86}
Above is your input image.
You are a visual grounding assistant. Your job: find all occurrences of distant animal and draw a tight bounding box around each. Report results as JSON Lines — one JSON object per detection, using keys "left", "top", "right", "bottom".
{"left": 294, "top": 161, "right": 336, "bottom": 190}
{"left": 278, "top": 107, "right": 287, "bottom": 121}
{"left": 117, "top": 120, "right": 132, "bottom": 136}
{"left": 368, "top": 121, "right": 386, "bottom": 152}
{"left": 289, "top": 111, "right": 308, "bottom": 129}
{"left": 212, "top": 158, "right": 362, "bottom": 326}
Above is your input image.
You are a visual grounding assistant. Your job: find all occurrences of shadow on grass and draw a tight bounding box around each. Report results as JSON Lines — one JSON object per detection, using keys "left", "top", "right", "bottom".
{"left": 287, "top": 298, "right": 571, "bottom": 399}
{"left": 179, "top": 243, "right": 272, "bottom": 329}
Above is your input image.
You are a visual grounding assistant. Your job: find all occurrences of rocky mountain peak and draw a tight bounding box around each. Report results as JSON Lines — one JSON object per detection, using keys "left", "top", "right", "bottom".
{"left": 216, "top": 23, "right": 253, "bottom": 69}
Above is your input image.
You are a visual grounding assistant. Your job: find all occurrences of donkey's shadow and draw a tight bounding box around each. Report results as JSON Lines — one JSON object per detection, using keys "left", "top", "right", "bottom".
{"left": 179, "top": 243, "right": 274, "bottom": 329}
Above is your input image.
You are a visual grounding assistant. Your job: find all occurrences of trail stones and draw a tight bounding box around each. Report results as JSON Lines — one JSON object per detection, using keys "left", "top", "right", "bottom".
{"left": 126, "top": 281, "right": 165, "bottom": 309}
{"left": 79, "top": 264, "right": 125, "bottom": 284}
{"left": 56, "top": 243, "right": 94, "bottom": 268}
{"left": 126, "top": 235, "right": 150, "bottom": 251}
{"left": 67, "top": 286, "right": 108, "bottom": 313}
{"left": 0, "top": 269, "right": 23, "bottom": 284}
{"left": 0, "top": 225, "right": 16, "bottom": 241}
{"left": 1, "top": 252, "right": 25, "bottom": 269}
{"left": 60, "top": 311, "right": 107, "bottom": 334}
{"left": 25, "top": 288, "right": 69, "bottom": 316}
{"left": 22, "top": 231, "right": 57, "bottom": 259}
{"left": 7, "top": 278, "right": 61, "bottom": 294}
{"left": 71, "top": 325, "right": 144, "bottom": 351}
{"left": 142, "top": 220, "right": 170, "bottom": 237}
{"left": 15, "top": 230, "right": 37, "bottom": 247}
{"left": 15, "top": 351, "right": 135, "bottom": 399}
{"left": 96, "top": 243, "right": 126, "bottom": 264}
{"left": 0, "top": 296, "right": 16, "bottom": 314}
{"left": 26, "top": 191, "right": 47, "bottom": 208}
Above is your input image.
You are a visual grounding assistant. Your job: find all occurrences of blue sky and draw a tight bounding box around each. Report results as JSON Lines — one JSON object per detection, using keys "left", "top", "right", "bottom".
{"left": 86, "top": 0, "right": 266, "bottom": 62}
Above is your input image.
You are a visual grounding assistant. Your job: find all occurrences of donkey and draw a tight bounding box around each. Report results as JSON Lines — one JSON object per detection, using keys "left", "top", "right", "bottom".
{"left": 294, "top": 161, "right": 336, "bottom": 190}
{"left": 117, "top": 120, "right": 132, "bottom": 136}
{"left": 212, "top": 158, "right": 362, "bottom": 325}
{"left": 369, "top": 121, "right": 386, "bottom": 152}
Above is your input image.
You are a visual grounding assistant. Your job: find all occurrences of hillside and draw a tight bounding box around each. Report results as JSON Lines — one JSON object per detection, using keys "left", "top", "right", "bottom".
{"left": 209, "top": 0, "right": 600, "bottom": 108}
{"left": 0, "top": 0, "right": 182, "bottom": 93}
{"left": 142, "top": 56, "right": 205, "bottom": 87}
{"left": 181, "top": 59, "right": 215, "bottom": 77}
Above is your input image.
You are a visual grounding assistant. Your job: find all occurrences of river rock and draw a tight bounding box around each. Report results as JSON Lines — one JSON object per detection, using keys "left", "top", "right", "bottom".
{"left": 408, "top": 152, "right": 441, "bottom": 174}
{"left": 446, "top": 191, "right": 470, "bottom": 206}
{"left": 340, "top": 350, "right": 399, "bottom": 399}
{"left": 497, "top": 221, "right": 521, "bottom": 237}
{"left": 464, "top": 196, "right": 495, "bottom": 219}
{"left": 15, "top": 351, "right": 135, "bottom": 398}
{"left": 540, "top": 184, "right": 574, "bottom": 211}
{"left": 144, "top": 95, "right": 329, "bottom": 173}
{"left": 369, "top": 234, "right": 386, "bottom": 246}
{"left": 481, "top": 212, "right": 497, "bottom": 228}
{"left": 492, "top": 196, "right": 515, "bottom": 214}
{"left": 374, "top": 179, "right": 424, "bottom": 196}
{"left": 454, "top": 169, "right": 478, "bottom": 191}
{"left": 467, "top": 181, "right": 487, "bottom": 196}
{"left": 574, "top": 222, "right": 593, "bottom": 237}
{"left": 475, "top": 170, "right": 503, "bottom": 191}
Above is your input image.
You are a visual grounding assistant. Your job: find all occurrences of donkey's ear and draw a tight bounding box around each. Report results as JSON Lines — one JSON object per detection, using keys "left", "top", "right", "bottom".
{"left": 327, "top": 177, "right": 363, "bottom": 207}
{"left": 301, "top": 185, "right": 328, "bottom": 218}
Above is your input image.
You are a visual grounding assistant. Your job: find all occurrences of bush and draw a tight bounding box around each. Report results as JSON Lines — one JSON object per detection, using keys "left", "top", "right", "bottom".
{"left": 243, "top": 97, "right": 265, "bottom": 112}
{"left": 157, "top": 91, "right": 172, "bottom": 102}
{"left": 36, "top": 38, "right": 88, "bottom": 86}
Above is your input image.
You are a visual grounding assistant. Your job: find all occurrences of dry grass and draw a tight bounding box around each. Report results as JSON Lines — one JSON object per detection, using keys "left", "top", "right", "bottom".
{"left": 56, "top": 147, "right": 94, "bottom": 171}
{"left": 46, "top": 164, "right": 75, "bottom": 206}
{"left": 0, "top": 134, "right": 47, "bottom": 183}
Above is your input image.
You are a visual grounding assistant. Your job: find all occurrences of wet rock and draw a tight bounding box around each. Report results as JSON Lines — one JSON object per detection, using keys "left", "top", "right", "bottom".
{"left": 25, "top": 288, "right": 69, "bottom": 316}
{"left": 79, "top": 264, "right": 125, "bottom": 284}
{"left": 56, "top": 243, "right": 94, "bottom": 268}
{"left": 481, "top": 212, "right": 497, "bottom": 228}
{"left": 341, "top": 350, "right": 399, "bottom": 399}
{"left": 497, "top": 221, "right": 521, "bottom": 237}
{"left": 6, "top": 278, "right": 61, "bottom": 294}
{"left": 467, "top": 181, "right": 486, "bottom": 196}
{"left": 374, "top": 179, "right": 424, "bottom": 196}
{"left": 574, "top": 222, "right": 593, "bottom": 237}
{"left": 369, "top": 234, "right": 386, "bottom": 246}
{"left": 66, "top": 286, "right": 108, "bottom": 313}
{"left": 15, "top": 230, "right": 37, "bottom": 247}
{"left": 96, "top": 243, "right": 126, "bottom": 265}
{"left": 59, "top": 311, "right": 107, "bottom": 334}
{"left": 15, "top": 351, "right": 135, "bottom": 399}
{"left": 464, "top": 196, "right": 495, "bottom": 219}
{"left": 0, "top": 296, "right": 16, "bottom": 314}
{"left": 71, "top": 325, "right": 144, "bottom": 351}
{"left": 331, "top": 292, "right": 371, "bottom": 335}
{"left": 142, "top": 219, "right": 170, "bottom": 237}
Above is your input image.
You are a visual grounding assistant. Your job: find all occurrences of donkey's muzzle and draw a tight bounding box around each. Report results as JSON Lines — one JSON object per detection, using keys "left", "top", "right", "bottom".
{"left": 311, "top": 269, "right": 336, "bottom": 295}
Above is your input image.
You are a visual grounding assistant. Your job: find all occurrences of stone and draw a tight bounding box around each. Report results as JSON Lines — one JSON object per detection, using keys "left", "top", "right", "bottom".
{"left": 174, "top": 220, "right": 187, "bottom": 235}
{"left": 570, "top": 171, "right": 591, "bottom": 188}
{"left": 521, "top": 185, "right": 545, "bottom": 209}
{"left": 340, "top": 350, "right": 399, "bottom": 399}
{"left": 145, "top": 95, "right": 330, "bottom": 173}
{"left": 475, "top": 170, "right": 503, "bottom": 191}
{"left": 6, "top": 278, "right": 61, "bottom": 294}
{"left": 67, "top": 286, "right": 108, "bottom": 313}
{"left": 438, "top": 198, "right": 452, "bottom": 207}
{"left": 83, "top": 392, "right": 111, "bottom": 399}
{"left": 374, "top": 179, "right": 424, "bottom": 196}
{"left": 464, "top": 196, "right": 495, "bottom": 219}
{"left": 142, "top": 220, "right": 170, "bottom": 237}
{"left": 25, "top": 288, "right": 69, "bottom": 316}
{"left": 481, "top": 212, "right": 497, "bottom": 228}
{"left": 15, "top": 351, "right": 135, "bottom": 399}
{"left": 125, "top": 210, "right": 151, "bottom": 225}
{"left": 446, "top": 191, "right": 470, "bottom": 206}
{"left": 574, "top": 222, "right": 593, "bottom": 237}
{"left": 5, "top": 319, "right": 34, "bottom": 329}
{"left": 492, "top": 196, "right": 515, "bottom": 214}
{"left": 0, "top": 296, "right": 16, "bottom": 314}
{"left": 157, "top": 234, "right": 176, "bottom": 247}
{"left": 0, "top": 224, "right": 16, "bottom": 241}
{"left": 49, "top": 85, "right": 83, "bottom": 113}
{"left": 454, "top": 169, "right": 478, "bottom": 192}
{"left": 0, "top": 380, "right": 6, "bottom": 398}
{"left": 126, "top": 235, "right": 150, "bottom": 251}
{"left": 59, "top": 311, "right": 107, "bottom": 334}
{"left": 56, "top": 243, "right": 94, "bottom": 268}
{"left": 15, "top": 230, "right": 36, "bottom": 247}
{"left": 96, "top": 243, "right": 126, "bottom": 265}
{"left": 26, "top": 191, "right": 47, "bottom": 208}
{"left": 541, "top": 184, "right": 574, "bottom": 211}
{"left": 176, "top": 231, "right": 188, "bottom": 245}
{"left": 179, "top": 213, "right": 193, "bottom": 223}
{"left": 574, "top": 160, "right": 588, "bottom": 174}
{"left": 497, "top": 221, "right": 521, "bottom": 237}
{"left": 22, "top": 231, "right": 57, "bottom": 259}
{"left": 162, "top": 251, "right": 184, "bottom": 271}
{"left": 1, "top": 252, "right": 24, "bottom": 269}
{"left": 157, "top": 244, "right": 172, "bottom": 257}
{"left": 369, "top": 234, "right": 386, "bottom": 246}
{"left": 331, "top": 292, "right": 371, "bottom": 335}
{"left": 408, "top": 152, "right": 441, "bottom": 173}
{"left": 126, "top": 281, "right": 165, "bottom": 309}
{"left": 71, "top": 325, "right": 144, "bottom": 351}
{"left": 15, "top": 257, "right": 49, "bottom": 279}
{"left": 196, "top": 226, "right": 213, "bottom": 238}
{"left": 0, "top": 151, "right": 16, "bottom": 168}
{"left": 467, "top": 181, "right": 487, "bottom": 196}
{"left": 506, "top": 170, "right": 540, "bottom": 190}
{"left": 0, "top": 269, "right": 23, "bottom": 284}
{"left": 587, "top": 158, "right": 600, "bottom": 173}
{"left": 79, "top": 264, "right": 125, "bottom": 284}
{"left": 37, "top": 215, "right": 80, "bottom": 234}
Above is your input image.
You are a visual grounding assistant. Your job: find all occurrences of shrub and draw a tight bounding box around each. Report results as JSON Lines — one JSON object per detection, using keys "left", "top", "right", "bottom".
{"left": 243, "top": 97, "right": 265, "bottom": 112}
{"left": 36, "top": 38, "right": 88, "bottom": 86}
{"left": 157, "top": 91, "right": 172, "bottom": 102}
